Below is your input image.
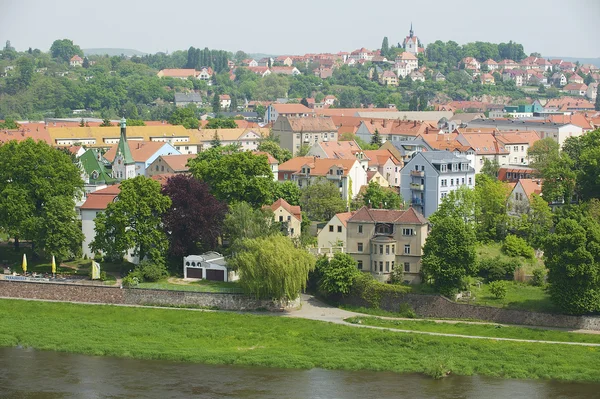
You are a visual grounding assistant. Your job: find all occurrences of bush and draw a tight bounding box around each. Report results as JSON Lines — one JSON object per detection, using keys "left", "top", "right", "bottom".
{"left": 136, "top": 259, "right": 168, "bottom": 282}
{"left": 389, "top": 267, "right": 404, "bottom": 285}
{"left": 122, "top": 275, "right": 140, "bottom": 288}
{"left": 93, "top": 253, "right": 103, "bottom": 262}
{"left": 478, "top": 256, "right": 518, "bottom": 282}
{"left": 317, "top": 253, "right": 361, "bottom": 296}
{"left": 349, "top": 273, "right": 411, "bottom": 308}
{"left": 502, "top": 235, "right": 535, "bottom": 259}
{"left": 99, "top": 271, "right": 107, "bottom": 281}
{"left": 489, "top": 281, "right": 508, "bottom": 299}
{"left": 531, "top": 268, "right": 547, "bottom": 287}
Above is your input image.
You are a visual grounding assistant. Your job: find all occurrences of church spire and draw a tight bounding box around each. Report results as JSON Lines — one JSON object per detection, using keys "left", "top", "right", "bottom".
{"left": 410, "top": 22, "right": 414, "bottom": 38}
{"left": 116, "top": 117, "right": 134, "bottom": 165}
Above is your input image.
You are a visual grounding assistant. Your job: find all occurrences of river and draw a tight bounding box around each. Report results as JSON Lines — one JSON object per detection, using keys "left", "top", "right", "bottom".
{"left": 0, "top": 347, "right": 598, "bottom": 398}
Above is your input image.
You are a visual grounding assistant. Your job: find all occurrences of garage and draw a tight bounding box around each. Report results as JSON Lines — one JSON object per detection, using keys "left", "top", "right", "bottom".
{"left": 186, "top": 267, "right": 203, "bottom": 279}
{"left": 183, "top": 252, "right": 237, "bottom": 282}
{"left": 205, "top": 269, "right": 225, "bottom": 281}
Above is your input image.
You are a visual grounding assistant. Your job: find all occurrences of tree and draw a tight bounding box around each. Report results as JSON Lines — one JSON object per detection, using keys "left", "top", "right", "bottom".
{"left": 257, "top": 140, "right": 292, "bottom": 163}
{"left": 162, "top": 175, "right": 227, "bottom": 257}
{"left": 296, "top": 144, "right": 310, "bottom": 157}
{"left": 356, "top": 181, "right": 401, "bottom": 210}
{"left": 126, "top": 119, "right": 146, "bottom": 126}
{"left": 474, "top": 174, "right": 510, "bottom": 241}
{"left": 563, "top": 129, "right": 600, "bottom": 201}
{"left": 50, "top": 39, "right": 83, "bottom": 62}
{"left": 480, "top": 159, "right": 500, "bottom": 178}
{"left": 521, "top": 193, "right": 554, "bottom": 249}
{"left": 0, "top": 139, "right": 83, "bottom": 253}
{"left": 82, "top": 57, "right": 90, "bottom": 68}
{"left": 205, "top": 118, "right": 237, "bottom": 129}
{"left": 223, "top": 202, "right": 279, "bottom": 251}
{"left": 421, "top": 216, "right": 477, "bottom": 296}
{"left": 210, "top": 131, "right": 222, "bottom": 148}
{"left": 370, "top": 129, "right": 382, "bottom": 147}
{"left": 316, "top": 253, "right": 361, "bottom": 295}
{"left": 189, "top": 151, "right": 274, "bottom": 207}
{"left": 430, "top": 185, "right": 478, "bottom": 227}
{"left": 232, "top": 235, "right": 315, "bottom": 301}
{"left": 15, "top": 56, "right": 34, "bottom": 88}
{"left": 300, "top": 97, "right": 309, "bottom": 107}
{"left": 271, "top": 181, "right": 301, "bottom": 205}
{"left": 168, "top": 107, "right": 198, "bottom": 129}
{"left": 381, "top": 37, "right": 390, "bottom": 58}
{"left": 300, "top": 178, "right": 347, "bottom": 221}
{"left": 99, "top": 118, "right": 113, "bottom": 127}
{"left": 91, "top": 176, "right": 171, "bottom": 263}
{"left": 544, "top": 216, "right": 600, "bottom": 315}
{"left": 528, "top": 138, "right": 560, "bottom": 172}
{"left": 212, "top": 92, "right": 221, "bottom": 113}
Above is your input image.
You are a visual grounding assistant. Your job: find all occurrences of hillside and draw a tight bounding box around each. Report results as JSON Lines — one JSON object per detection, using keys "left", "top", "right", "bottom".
{"left": 83, "top": 48, "right": 147, "bottom": 57}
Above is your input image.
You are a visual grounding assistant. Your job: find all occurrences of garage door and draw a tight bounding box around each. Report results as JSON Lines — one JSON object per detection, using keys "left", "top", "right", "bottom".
{"left": 205, "top": 269, "right": 225, "bottom": 281}
{"left": 187, "top": 268, "right": 203, "bottom": 278}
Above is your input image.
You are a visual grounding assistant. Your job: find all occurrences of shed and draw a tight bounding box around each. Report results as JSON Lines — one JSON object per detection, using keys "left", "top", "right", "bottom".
{"left": 183, "top": 252, "right": 237, "bottom": 281}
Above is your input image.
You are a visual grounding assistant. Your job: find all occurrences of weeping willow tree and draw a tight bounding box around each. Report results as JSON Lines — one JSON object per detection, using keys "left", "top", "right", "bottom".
{"left": 232, "top": 235, "right": 315, "bottom": 301}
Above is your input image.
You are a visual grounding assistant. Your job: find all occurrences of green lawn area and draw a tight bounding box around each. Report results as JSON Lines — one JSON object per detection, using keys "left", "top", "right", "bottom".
{"left": 345, "top": 316, "right": 600, "bottom": 344}
{"left": 469, "top": 281, "right": 556, "bottom": 313}
{"left": 476, "top": 242, "right": 542, "bottom": 275}
{"left": 0, "top": 299, "right": 599, "bottom": 382}
{"left": 137, "top": 279, "right": 243, "bottom": 293}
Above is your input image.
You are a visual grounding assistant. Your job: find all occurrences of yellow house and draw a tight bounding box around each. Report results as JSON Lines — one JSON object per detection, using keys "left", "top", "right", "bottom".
{"left": 268, "top": 198, "right": 302, "bottom": 238}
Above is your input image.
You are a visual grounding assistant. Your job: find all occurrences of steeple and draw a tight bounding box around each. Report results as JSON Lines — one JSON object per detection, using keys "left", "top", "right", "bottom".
{"left": 116, "top": 117, "right": 134, "bottom": 165}
{"left": 409, "top": 22, "right": 414, "bottom": 38}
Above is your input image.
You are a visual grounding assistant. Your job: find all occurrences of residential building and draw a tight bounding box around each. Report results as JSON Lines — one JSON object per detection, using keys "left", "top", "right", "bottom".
{"left": 396, "top": 52, "right": 418, "bottom": 73}
{"left": 174, "top": 93, "right": 202, "bottom": 107}
{"left": 346, "top": 206, "right": 428, "bottom": 283}
{"left": 400, "top": 151, "right": 475, "bottom": 218}
{"left": 587, "top": 83, "right": 598, "bottom": 101}
{"left": 197, "top": 67, "right": 213, "bottom": 84}
{"left": 563, "top": 83, "right": 588, "bottom": 96}
{"left": 394, "top": 62, "right": 410, "bottom": 78}
{"left": 275, "top": 56, "right": 294, "bottom": 66}
{"left": 508, "top": 179, "right": 543, "bottom": 216}
{"left": 462, "top": 57, "right": 481, "bottom": 71}
{"left": 80, "top": 185, "right": 120, "bottom": 259}
{"left": 264, "top": 103, "right": 313, "bottom": 123}
{"left": 69, "top": 55, "right": 83, "bottom": 67}
{"left": 380, "top": 70, "right": 398, "bottom": 86}
{"left": 194, "top": 128, "right": 269, "bottom": 151}
{"left": 482, "top": 59, "right": 498, "bottom": 71}
{"left": 242, "top": 59, "right": 258, "bottom": 67}
{"left": 465, "top": 119, "right": 583, "bottom": 147}
{"left": 433, "top": 71, "right": 446, "bottom": 81}
{"left": 246, "top": 66, "right": 271, "bottom": 77}
{"left": 272, "top": 116, "right": 337, "bottom": 153}
{"left": 497, "top": 166, "right": 537, "bottom": 183}
{"left": 503, "top": 69, "right": 526, "bottom": 86}
{"left": 480, "top": 73, "right": 495, "bottom": 85}
{"left": 219, "top": 94, "right": 231, "bottom": 110}
{"left": 409, "top": 70, "right": 425, "bottom": 82}
{"left": 278, "top": 157, "right": 367, "bottom": 201}
{"left": 318, "top": 212, "right": 355, "bottom": 249}
{"left": 183, "top": 252, "right": 237, "bottom": 281}
{"left": 268, "top": 198, "right": 302, "bottom": 238}
{"left": 147, "top": 154, "right": 194, "bottom": 177}
{"left": 363, "top": 149, "right": 402, "bottom": 187}
{"left": 495, "top": 131, "right": 540, "bottom": 165}
{"left": 355, "top": 119, "right": 439, "bottom": 144}
{"left": 551, "top": 72, "right": 567, "bottom": 87}
{"left": 270, "top": 66, "right": 301, "bottom": 76}
{"left": 306, "top": 140, "right": 362, "bottom": 160}
{"left": 456, "top": 132, "right": 510, "bottom": 174}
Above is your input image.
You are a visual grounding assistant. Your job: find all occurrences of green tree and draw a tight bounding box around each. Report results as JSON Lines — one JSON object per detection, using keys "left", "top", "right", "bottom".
{"left": 356, "top": 181, "right": 401, "bottom": 209}
{"left": 210, "top": 131, "right": 222, "bottom": 148}
{"left": 35, "top": 196, "right": 84, "bottom": 263}
{"left": 223, "top": 202, "right": 279, "bottom": 251}
{"left": 99, "top": 118, "right": 113, "bottom": 127}
{"left": 271, "top": 181, "right": 301, "bottom": 205}
{"left": 189, "top": 151, "right": 274, "bottom": 207}
{"left": 205, "top": 118, "right": 237, "bottom": 129}
{"left": 0, "top": 139, "right": 83, "bottom": 253}
{"left": 126, "top": 119, "right": 146, "bottom": 126}
{"left": 381, "top": 37, "right": 390, "bottom": 58}
{"left": 474, "top": 174, "right": 510, "bottom": 241}
{"left": 430, "top": 185, "right": 478, "bottom": 227}
{"left": 232, "top": 235, "right": 315, "bottom": 300}
{"left": 480, "top": 159, "right": 500, "bottom": 178}
{"left": 91, "top": 176, "right": 171, "bottom": 263}
{"left": 15, "top": 56, "right": 34, "bottom": 88}
{"left": 300, "top": 178, "right": 347, "bottom": 221}
{"left": 520, "top": 193, "right": 554, "bottom": 248}
{"left": 50, "top": 39, "right": 83, "bottom": 62}
{"left": 316, "top": 253, "right": 361, "bottom": 295}
{"left": 563, "top": 129, "right": 600, "bottom": 201}
{"left": 421, "top": 216, "right": 477, "bottom": 296}
{"left": 212, "top": 92, "right": 221, "bottom": 113}
{"left": 544, "top": 216, "right": 600, "bottom": 315}
{"left": 168, "top": 107, "right": 198, "bottom": 129}
{"left": 296, "top": 144, "right": 310, "bottom": 157}
{"left": 370, "top": 129, "right": 382, "bottom": 147}
{"left": 257, "top": 140, "right": 292, "bottom": 163}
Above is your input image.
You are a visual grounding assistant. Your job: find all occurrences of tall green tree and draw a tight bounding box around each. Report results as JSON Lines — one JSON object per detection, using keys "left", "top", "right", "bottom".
{"left": 544, "top": 216, "right": 600, "bottom": 315}
{"left": 300, "top": 178, "right": 347, "bottom": 221}
{"left": 223, "top": 202, "right": 279, "bottom": 252}
{"left": 232, "top": 235, "right": 315, "bottom": 301}
{"left": 91, "top": 176, "right": 171, "bottom": 262}
{"left": 474, "top": 174, "right": 510, "bottom": 241}
{"left": 316, "top": 253, "right": 361, "bottom": 295}
{"left": 35, "top": 196, "right": 84, "bottom": 263}
{"left": 480, "top": 159, "right": 500, "bottom": 178}
{"left": 50, "top": 39, "right": 83, "bottom": 62}
{"left": 0, "top": 139, "right": 83, "bottom": 253}
{"left": 212, "top": 92, "right": 221, "bottom": 113}
{"left": 429, "top": 185, "right": 478, "bottom": 227}
{"left": 271, "top": 181, "right": 302, "bottom": 205}
{"left": 370, "top": 129, "right": 382, "bottom": 147}
{"left": 257, "top": 140, "right": 292, "bottom": 163}
{"left": 381, "top": 37, "right": 390, "bottom": 58}
{"left": 563, "top": 129, "right": 600, "bottom": 201}
{"left": 355, "top": 181, "right": 401, "bottom": 210}
{"left": 421, "top": 216, "right": 478, "bottom": 296}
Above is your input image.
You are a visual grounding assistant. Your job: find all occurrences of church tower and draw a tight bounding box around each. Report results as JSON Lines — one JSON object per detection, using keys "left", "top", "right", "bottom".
{"left": 112, "top": 117, "right": 135, "bottom": 181}
{"left": 403, "top": 23, "right": 419, "bottom": 55}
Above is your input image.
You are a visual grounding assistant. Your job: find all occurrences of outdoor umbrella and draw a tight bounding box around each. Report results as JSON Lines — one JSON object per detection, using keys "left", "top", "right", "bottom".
{"left": 22, "top": 254, "right": 27, "bottom": 274}
{"left": 51, "top": 255, "right": 56, "bottom": 274}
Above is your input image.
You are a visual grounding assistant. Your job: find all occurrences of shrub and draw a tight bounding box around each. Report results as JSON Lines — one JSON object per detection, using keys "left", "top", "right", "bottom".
{"left": 389, "top": 267, "right": 404, "bottom": 285}
{"left": 489, "top": 280, "right": 508, "bottom": 299}
{"left": 93, "top": 253, "right": 103, "bottom": 262}
{"left": 318, "top": 253, "right": 361, "bottom": 296}
{"left": 122, "top": 275, "right": 140, "bottom": 288}
{"left": 531, "top": 268, "right": 547, "bottom": 287}
{"left": 398, "top": 303, "right": 416, "bottom": 318}
{"left": 478, "top": 256, "right": 518, "bottom": 282}
{"left": 349, "top": 273, "right": 411, "bottom": 308}
{"left": 136, "top": 259, "right": 168, "bottom": 282}
{"left": 99, "top": 271, "right": 107, "bottom": 281}
{"left": 502, "top": 234, "right": 535, "bottom": 258}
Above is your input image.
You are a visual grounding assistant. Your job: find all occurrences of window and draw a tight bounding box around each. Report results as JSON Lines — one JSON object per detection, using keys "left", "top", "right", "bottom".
{"left": 404, "top": 262, "right": 410, "bottom": 272}
{"left": 391, "top": 244, "right": 395, "bottom": 254}
{"left": 404, "top": 245, "right": 410, "bottom": 254}
{"left": 440, "top": 164, "right": 447, "bottom": 172}
{"left": 287, "top": 216, "right": 291, "bottom": 222}
{"left": 452, "top": 163, "right": 458, "bottom": 172}
{"left": 450, "top": 178, "right": 454, "bottom": 186}
{"left": 337, "top": 226, "right": 342, "bottom": 233}
{"left": 402, "top": 228, "right": 414, "bottom": 236}
{"left": 379, "top": 261, "right": 383, "bottom": 272}
{"left": 385, "top": 261, "right": 390, "bottom": 272}
{"left": 461, "top": 178, "right": 465, "bottom": 185}
{"left": 521, "top": 146, "right": 525, "bottom": 151}
{"left": 328, "top": 225, "right": 334, "bottom": 232}
{"left": 357, "top": 243, "right": 363, "bottom": 252}
{"left": 479, "top": 158, "right": 484, "bottom": 165}
{"left": 357, "top": 260, "right": 363, "bottom": 270}
{"left": 468, "top": 177, "right": 472, "bottom": 185}
{"left": 279, "top": 216, "right": 284, "bottom": 222}
{"left": 185, "top": 146, "right": 189, "bottom": 150}
{"left": 385, "top": 245, "right": 390, "bottom": 254}
{"left": 441, "top": 179, "right": 447, "bottom": 187}
{"left": 284, "top": 173, "right": 289, "bottom": 180}
{"left": 514, "top": 146, "right": 518, "bottom": 151}
{"left": 290, "top": 228, "right": 294, "bottom": 235}
{"left": 358, "top": 225, "right": 363, "bottom": 234}
{"left": 379, "top": 245, "right": 384, "bottom": 255}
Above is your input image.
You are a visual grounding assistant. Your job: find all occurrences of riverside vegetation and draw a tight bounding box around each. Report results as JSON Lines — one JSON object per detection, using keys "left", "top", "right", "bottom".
{"left": 1, "top": 299, "right": 599, "bottom": 382}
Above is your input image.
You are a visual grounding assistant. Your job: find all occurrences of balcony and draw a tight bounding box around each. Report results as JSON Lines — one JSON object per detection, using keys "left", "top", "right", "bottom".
{"left": 410, "top": 170, "right": 425, "bottom": 177}
{"left": 411, "top": 197, "right": 423, "bottom": 205}
{"left": 327, "top": 173, "right": 342, "bottom": 180}
{"left": 410, "top": 183, "right": 424, "bottom": 191}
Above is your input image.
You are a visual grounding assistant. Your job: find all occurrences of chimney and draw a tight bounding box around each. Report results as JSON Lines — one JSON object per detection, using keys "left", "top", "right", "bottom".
{"left": 383, "top": 119, "right": 387, "bottom": 127}
{"left": 413, "top": 120, "right": 417, "bottom": 127}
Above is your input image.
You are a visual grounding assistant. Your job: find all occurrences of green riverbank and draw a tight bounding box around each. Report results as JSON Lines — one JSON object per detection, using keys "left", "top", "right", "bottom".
{"left": 1, "top": 299, "right": 599, "bottom": 382}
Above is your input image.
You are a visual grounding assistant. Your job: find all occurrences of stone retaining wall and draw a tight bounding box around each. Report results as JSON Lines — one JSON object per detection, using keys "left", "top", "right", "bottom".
{"left": 342, "top": 293, "right": 600, "bottom": 331}
{"left": 0, "top": 280, "right": 298, "bottom": 311}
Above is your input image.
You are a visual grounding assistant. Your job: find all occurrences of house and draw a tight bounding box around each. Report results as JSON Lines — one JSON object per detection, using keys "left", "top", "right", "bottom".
{"left": 350, "top": 48, "right": 375, "bottom": 61}
{"left": 270, "top": 66, "right": 301, "bottom": 76}
{"left": 80, "top": 185, "right": 121, "bottom": 259}
{"left": 278, "top": 157, "right": 367, "bottom": 201}
{"left": 147, "top": 154, "right": 194, "bottom": 177}
{"left": 156, "top": 69, "right": 199, "bottom": 79}
{"left": 69, "top": 55, "right": 83, "bottom": 67}
{"left": 246, "top": 66, "right": 271, "bottom": 77}
{"left": 174, "top": 93, "right": 202, "bottom": 107}
{"left": 503, "top": 69, "right": 526, "bottom": 86}
{"left": 456, "top": 132, "right": 510, "bottom": 174}
{"left": 462, "top": 57, "right": 481, "bottom": 71}
{"left": 498, "top": 166, "right": 537, "bottom": 183}
{"left": 480, "top": 73, "right": 495, "bottom": 85}
{"left": 395, "top": 62, "right": 410, "bottom": 78}
{"left": 78, "top": 148, "right": 116, "bottom": 193}
{"left": 346, "top": 206, "right": 429, "bottom": 283}
{"left": 197, "top": 67, "right": 213, "bottom": 84}
{"left": 400, "top": 151, "right": 475, "bottom": 218}
{"left": 306, "top": 140, "right": 362, "bottom": 161}
{"left": 536, "top": 58, "right": 552, "bottom": 71}
{"left": 395, "top": 52, "right": 418, "bottom": 73}
{"left": 498, "top": 59, "right": 519, "bottom": 70}
{"left": 193, "top": 128, "right": 269, "bottom": 151}
{"left": 318, "top": 212, "right": 355, "bottom": 249}
{"left": 268, "top": 198, "right": 302, "bottom": 238}
{"left": 219, "top": 94, "right": 231, "bottom": 110}
{"left": 495, "top": 131, "right": 540, "bottom": 165}
{"left": 380, "top": 138, "right": 432, "bottom": 164}
{"left": 242, "top": 59, "right": 258, "bottom": 67}
{"left": 254, "top": 151, "right": 279, "bottom": 180}
{"left": 264, "top": 103, "right": 313, "bottom": 123}
{"left": 551, "top": 72, "right": 567, "bottom": 87}
{"left": 508, "top": 179, "right": 543, "bottom": 216}
{"left": 355, "top": 119, "right": 438, "bottom": 144}
{"left": 271, "top": 116, "right": 336, "bottom": 153}
{"left": 257, "top": 57, "right": 273, "bottom": 67}
{"left": 276, "top": 56, "right": 294, "bottom": 66}
{"left": 363, "top": 149, "right": 402, "bottom": 187}
{"left": 563, "top": 83, "right": 588, "bottom": 96}
{"left": 482, "top": 59, "right": 498, "bottom": 71}
{"left": 183, "top": 252, "right": 237, "bottom": 281}
{"left": 433, "top": 71, "right": 446, "bottom": 82}
{"left": 380, "top": 70, "right": 398, "bottom": 86}
{"left": 402, "top": 23, "right": 422, "bottom": 55}
{"left": 324, "top": 95, "right": 337, "bottom": 106}
{"left": 568, "top": 74, "right": 584, "bottom": 84}
{"left": 409, "top": 70, "right": 425, "bottom": 82}
{"left": 587, "top": 83, "right": 598, "bottom": 101}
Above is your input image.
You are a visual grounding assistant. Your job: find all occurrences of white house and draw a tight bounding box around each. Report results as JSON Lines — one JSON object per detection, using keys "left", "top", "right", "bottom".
{"left": 80, "top": 185, "right": 120, "bottom": 259}
{"left": 317, "top": 212, "right": 355, "bottom": 249}
{"left": 183, "top": 252, "right": 237, "bottom": 281}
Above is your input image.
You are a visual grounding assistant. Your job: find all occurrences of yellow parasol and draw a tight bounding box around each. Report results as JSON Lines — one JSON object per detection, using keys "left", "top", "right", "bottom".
{"left": 51, "top": 255, "right": 56, "bottom": 274}
{"left": 22, "top": 254, "right": 27, "bottom": 274}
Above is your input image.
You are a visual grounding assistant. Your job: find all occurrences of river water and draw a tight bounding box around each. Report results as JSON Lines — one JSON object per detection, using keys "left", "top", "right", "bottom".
{"left": 0, "top": 347, "right": 598, "bottom": 399}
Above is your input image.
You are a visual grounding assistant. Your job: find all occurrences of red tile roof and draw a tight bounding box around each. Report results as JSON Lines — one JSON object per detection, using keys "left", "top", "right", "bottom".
{"left": 270, "top": 198, "right": 302, "bottom": 222}
{"left": 348, "top": 206, "right": 427, "bottom": 224}
{"left": 80, "top": 185, "right": 121, "bottom": 210}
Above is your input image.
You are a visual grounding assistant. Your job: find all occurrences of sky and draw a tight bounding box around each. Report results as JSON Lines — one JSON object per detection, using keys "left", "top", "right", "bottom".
{"left": 1, "top": 0, "right": 599, "bottom": 59}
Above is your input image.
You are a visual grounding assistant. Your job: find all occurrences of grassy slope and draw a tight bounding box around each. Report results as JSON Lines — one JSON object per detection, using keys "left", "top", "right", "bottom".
{"left": 346, "top": 316, "right": 600, "bottom": 344}
{"left": 0, "top": 299, "right": 599, "bottom": 382}
{"left": 469, "top": 282, "right": 556, "bottom": 313}
{"left": 137, "top": 279, "right": 242, "bottom": 293}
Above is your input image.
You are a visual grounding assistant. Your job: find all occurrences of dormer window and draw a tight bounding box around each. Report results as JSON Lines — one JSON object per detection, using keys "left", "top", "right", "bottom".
{"left": 440, "top": 164, "right": 447, "bottom": 172}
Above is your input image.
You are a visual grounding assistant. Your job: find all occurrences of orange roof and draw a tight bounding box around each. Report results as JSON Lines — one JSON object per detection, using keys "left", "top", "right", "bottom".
{"left": 348, "top": 206, "right": 427, "bottom": 224}
{"left": 316, "top": 140, "right": 362, "bottom": 159}
{"left": 285, "top": 116, "right": 337, "bottom": 132}
{"left": 104, "top": 141, "right": 171, "bottom": 163}
{"left": 545, "top": 114, "right": 593, "bottom": 130}
{"left": 458, "top": 133, "right": 509, "bottom": 155}
{"left": 363, "top": 149, "right": 401, "bottom": 166}
{"left": 253, "top": 151, "right": 278, "bottom": 164}
{"left": 270, "top": 198, "right": 301, "bottom": 222}
{"left": 335, "top": 211, "right": 355, "bottom": 228}
{"left": 0, "top": 128, "right": 52, "bottom": 145}
{"left": 316, "top": 108, "right": 397, "bottom": 117}
{"left": 518, "top": 179, "right": 543, "bottom": 198}
{"left": 151, "top": 173, "right": 175, "bottom": 186}
{"left": 158, "top": 69, "right": 198, "bottom": 78}
{"left": 279, "top": 156, "right": 357, "bottom": 177}
{"left": 495, "top": 131, "right": 541, "bottom": 146}
{"left": 160, "top": 154, "right": 195, "bottom": 172}
{"left": 80, "top": 185, "right": 121, "bottom": 210}
{"left": 271, "top": 103, "right": 313, "bottom": 114}
{"left": 361, "top": 119, "right": 435, "bottom": 137}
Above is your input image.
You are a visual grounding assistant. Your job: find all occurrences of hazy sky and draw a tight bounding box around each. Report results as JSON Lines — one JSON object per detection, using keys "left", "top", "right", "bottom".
{"left": 1, "top": 0, "right": 599, "bottom": 58}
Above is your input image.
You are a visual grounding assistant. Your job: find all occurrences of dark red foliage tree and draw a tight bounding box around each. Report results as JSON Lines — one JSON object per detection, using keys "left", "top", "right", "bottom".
{"left": 162, "top": 174, "right": 227, "bottom": 257}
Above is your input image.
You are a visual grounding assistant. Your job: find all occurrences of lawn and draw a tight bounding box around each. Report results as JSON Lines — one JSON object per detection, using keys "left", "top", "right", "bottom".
{"left": 345, "top": 316, "right": 600, "bottom": 344}
{"left": 468, "top": 281, "right": 556, "bottom": 313}
{"left": 476, "top": 242, "right": 542, "bottom": 275}
{"left": 137, "top": 278, "right": 243, "bottom": 293}
{"left": 0, "top": 299, "right": 599, "bottom": 382}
